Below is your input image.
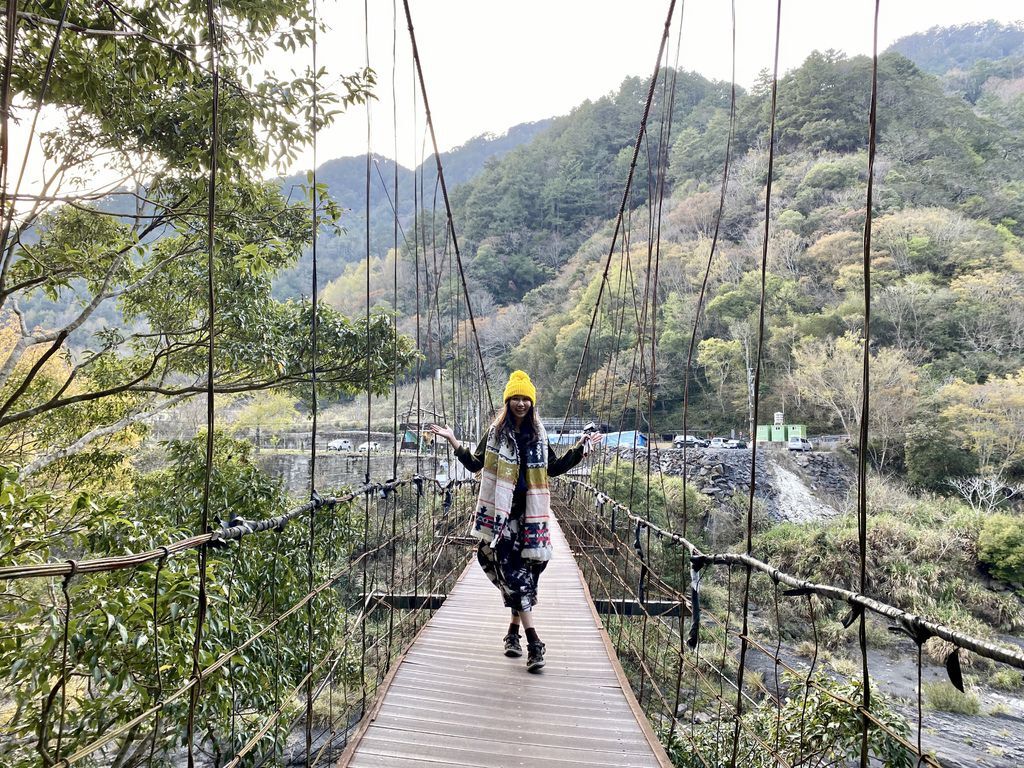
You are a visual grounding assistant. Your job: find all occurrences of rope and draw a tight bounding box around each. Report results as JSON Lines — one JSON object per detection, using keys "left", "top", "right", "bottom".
{"left": 562, "top": 478, "right": 1024, "bottom": 671}
{"left": 558, "top": 480, "right": 973, "bottom": 767}
{"left": 147, "top": 548, "right": 169, "bottom": 768}
{"left": 401, "top": 0, "right": 494, "bottom": 415}
{"left": 681, "top": 0, "right": 737, "bottom": 539}
{"left": 560, "top": 0, "right": 678, "bottom": 433}
{"left": 305, "top": 0, "right": 321, "bottom": 759}
{"left": 858, "top": 4, "right": 882, "bottom": 764}
{"left": 729, "top": 3, "right": 783, "bottom": 764}
{"left": 185, "top": 0, "right": 220, "bottom": 760}
{"left": 361, "top": 0, "right": 373, "bottom": 720}
{"left": 0, "top": 0, "right": 20, "bottom": 286}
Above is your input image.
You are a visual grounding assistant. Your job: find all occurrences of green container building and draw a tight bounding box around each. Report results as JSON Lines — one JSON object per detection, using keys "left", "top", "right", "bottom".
{"left": 772, "top": 425, "right": 787, "bottom": 442}
{"left": 756, "top": 425, "right": 772, "bottom": 443}
{"left": 788, "top": 424, "right": 807, "bottom": 438}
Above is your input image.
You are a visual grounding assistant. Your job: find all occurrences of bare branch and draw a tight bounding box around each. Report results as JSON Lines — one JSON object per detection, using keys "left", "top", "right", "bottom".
{"left": 0, "top": 351, "right": 378, "bottom": 429}
{"left": 947, "top": 473, "right": 1024, "bottom": 513}
{"left": 18, "top": 392, "right": 190, "bottom": 480}
{"left": 17, "top": 11, "right": 196, "bottom": 46}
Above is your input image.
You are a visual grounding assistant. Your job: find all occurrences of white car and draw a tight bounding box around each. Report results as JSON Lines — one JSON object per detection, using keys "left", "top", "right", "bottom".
{"left": 327, "top": 438, "right": 352, "bottom": 452}
{"left": 357, "top": 441, "right": 381, "bottom": 453}
{"left": 788, "top": 436, "right": 813, "bottom": 452}
{"left": 673, "top": 434, "right": 707, "bottom": 448}
{"left": 708, "top": 437, "right": 729, "bottom": 449}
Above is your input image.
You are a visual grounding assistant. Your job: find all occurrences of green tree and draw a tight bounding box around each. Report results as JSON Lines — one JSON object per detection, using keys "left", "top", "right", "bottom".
{"left": 0, "top": 436, "right": 360, "bottom": 767}
{"left": 697, "top": 337, "right": 743, "bottom": 415}
{"left": 904, "top": 419, "right": 978, "bottom": 492}
{"left": 978, "top": 514, "right": 1024, "bottom": 585}
{"left": 938, "top": 368, "right": 1024, "bottom": 473}
{"left": 789, "top": 333, "right": 918, "bottom": 467}
{"left": 0, "top": 2, "right": 418, "bottom": 480}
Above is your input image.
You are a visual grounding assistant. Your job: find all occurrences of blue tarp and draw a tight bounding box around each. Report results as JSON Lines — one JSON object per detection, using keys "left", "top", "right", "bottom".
{"left": 603, "top": 431, "right": 647, "bottom": 447}
{"left": 549, "top": 431, "right": 583, "bottom": 445}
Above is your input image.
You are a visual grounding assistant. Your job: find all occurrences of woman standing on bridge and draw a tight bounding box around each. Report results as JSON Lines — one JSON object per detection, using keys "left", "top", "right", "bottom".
{"left": 428, "top": 370, "right": 602, "bottom": 672}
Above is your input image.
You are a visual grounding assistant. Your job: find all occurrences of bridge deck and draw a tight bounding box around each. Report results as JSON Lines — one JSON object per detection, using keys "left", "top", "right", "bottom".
{"left": 341, "top": 515, "right": 672, "bottom": 767}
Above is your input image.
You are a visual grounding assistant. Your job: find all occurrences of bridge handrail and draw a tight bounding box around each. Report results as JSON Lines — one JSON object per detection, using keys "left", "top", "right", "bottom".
{"left": 0, "top": 476, "right": 478, "bottom": 582}
{"left": 562, "top": 477, "right": 1024, "bottom": 672}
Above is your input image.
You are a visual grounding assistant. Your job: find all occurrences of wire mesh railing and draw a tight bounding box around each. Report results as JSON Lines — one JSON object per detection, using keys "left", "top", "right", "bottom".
{"left": 555, "top": 476, "right": 1024, "bottom": 768}
{"left": 0, "top": 473, "right": 476, "bottom": 768}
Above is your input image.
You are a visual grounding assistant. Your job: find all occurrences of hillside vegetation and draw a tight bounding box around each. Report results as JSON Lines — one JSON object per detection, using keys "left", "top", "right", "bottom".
{"left": 332, "top": 44, "right": 1024, "bottom": 492}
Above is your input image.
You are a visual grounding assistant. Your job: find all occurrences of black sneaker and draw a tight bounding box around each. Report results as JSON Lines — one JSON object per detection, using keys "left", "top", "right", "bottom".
{"left": 503, "top": 632, "right": 523, "bottom": 657}
{"left": 526, "top": 641, "right": 545, "bottom": 672}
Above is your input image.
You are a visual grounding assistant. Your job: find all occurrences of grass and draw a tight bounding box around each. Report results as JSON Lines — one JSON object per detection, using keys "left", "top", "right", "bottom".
{"left": 922, "top": 681, "right": 981, "bottom": 715}
{"left": 988, "top": 667, "right": 1024, "bottom": 692}
{"left": 746, "top": 474, "right": 1024, "bottom": 648}
{"left": 828, "top": 656, "right": 861, "bottom": 679}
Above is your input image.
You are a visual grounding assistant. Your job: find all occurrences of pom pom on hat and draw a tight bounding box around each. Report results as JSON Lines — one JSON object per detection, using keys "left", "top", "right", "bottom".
{"left": 503, "top": 370, "right": 537, "bottom": 403}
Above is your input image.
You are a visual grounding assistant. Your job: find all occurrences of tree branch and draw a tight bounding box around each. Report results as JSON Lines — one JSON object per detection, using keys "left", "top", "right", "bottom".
{"left": 0, "top": 351, "right": 379, "bottom": 429}
{"left": 30, "top": 396, "right": 195, "bottom": 480}
{"left": 17, "top": 11, "right": 193, "bottom": 46}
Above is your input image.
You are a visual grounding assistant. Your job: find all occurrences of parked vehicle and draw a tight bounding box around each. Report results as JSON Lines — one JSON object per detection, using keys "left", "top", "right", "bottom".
{"left": 327, "top": 438, "right": 352, "bottom": 452}
{"left": 708, "top": 437, "right": 729, "bottom": 449}
{"left": 726, "top": 439, "right": 747, "bottom": 449}
{"left": 673, "top": 434, "right": 707, "bottom": 448}
{"left": 788, "top": 436, "right": 813, "bottom": 452}
{"left": 357, "top": 441, "right": 381, "bottom": 453}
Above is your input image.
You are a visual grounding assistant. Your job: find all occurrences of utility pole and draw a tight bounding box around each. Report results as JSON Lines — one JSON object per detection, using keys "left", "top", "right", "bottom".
{"left": 746, "top": 364, "right": 755, "bottom": 440}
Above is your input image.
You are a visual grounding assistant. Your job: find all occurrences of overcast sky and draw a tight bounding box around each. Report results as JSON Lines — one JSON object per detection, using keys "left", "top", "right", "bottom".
{"left": 290, "top": 0, "right": 1022, "bottom": 171}
{"left": 11, "top": 0, "right": 1023, "bottom": 196}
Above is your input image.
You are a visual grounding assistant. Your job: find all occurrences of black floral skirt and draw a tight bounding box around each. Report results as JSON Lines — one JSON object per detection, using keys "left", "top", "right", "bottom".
{"left": 476, "top": 514, "right": 548, "bottom": 613}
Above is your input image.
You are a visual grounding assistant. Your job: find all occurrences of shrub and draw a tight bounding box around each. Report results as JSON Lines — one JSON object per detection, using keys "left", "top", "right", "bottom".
{"left": 978, "top": 514, "right": 1024, "bottom": 585}
{"left": 662, "top": 672, "right": 912, "bottom": 768}
{"left": 923, "top": 681, "right": 981, "bottom": 715}
{"left": 803, "top": 158, "right": 860, "bottom": 191}
{"left": 988, "top": 667, "right": 1024, "bottom": 692}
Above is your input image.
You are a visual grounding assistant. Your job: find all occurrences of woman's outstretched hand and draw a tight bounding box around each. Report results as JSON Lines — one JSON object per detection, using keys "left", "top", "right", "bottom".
{"left": 426, "top": 423, "right": 457, "bottom": 448}
{"left": 578, "top": 432, "right": 605, "bottom": 453}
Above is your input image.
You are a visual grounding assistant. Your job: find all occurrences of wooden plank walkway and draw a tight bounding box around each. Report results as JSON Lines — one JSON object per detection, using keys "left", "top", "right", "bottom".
{"left": 341, "top": 515, "right": 673, "bottom": 768}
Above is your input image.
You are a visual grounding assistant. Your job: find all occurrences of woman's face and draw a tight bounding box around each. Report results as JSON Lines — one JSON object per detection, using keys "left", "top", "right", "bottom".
{"left": 507, "top": 395, "right": 532, "bottom": 422}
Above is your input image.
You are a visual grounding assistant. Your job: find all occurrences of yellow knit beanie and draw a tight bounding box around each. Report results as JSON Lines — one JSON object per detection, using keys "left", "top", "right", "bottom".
{"left": 502, "top": 370, "right": 536, "bottom": 403}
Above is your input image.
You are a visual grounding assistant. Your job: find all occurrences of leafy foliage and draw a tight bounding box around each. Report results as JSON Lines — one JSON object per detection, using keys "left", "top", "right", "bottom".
{"left": 0, "top": 1, "right": 426, "bottom": 481}
{"left": 978, "top": 513, "right": 1024, "bottom": 585}
{"left": 0, "top": 435, "right": 360, "bottom": 767}
{"left": 662, "top": 672, "right": 912, "bottom": 768}
{"left": 888, "top": 21, "right": 1024, "bottom": 76}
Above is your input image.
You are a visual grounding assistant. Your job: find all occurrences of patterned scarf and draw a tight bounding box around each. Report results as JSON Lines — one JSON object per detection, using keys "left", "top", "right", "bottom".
{"left": 472, "top": 422, "right": 552, "bottom": 561}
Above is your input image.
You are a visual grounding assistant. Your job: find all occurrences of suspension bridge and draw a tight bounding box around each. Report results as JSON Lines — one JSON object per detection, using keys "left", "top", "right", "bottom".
{"left": 3, "top": 0, "right": 1024, "bottom": 767}
{"left": 339, "top": 510, "right": 671, "bottom": 768}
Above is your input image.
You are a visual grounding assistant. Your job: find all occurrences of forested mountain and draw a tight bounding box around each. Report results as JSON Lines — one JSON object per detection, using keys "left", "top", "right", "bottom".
{"left": 889, "top": 21, "right": 1024, "bottom": 106}
{"left": 888, "top": 21, "right": 1024, "bottom": 75}
{"left": 19, "top": 119, "right": 551, "bottom": 342}
{"left": 331, "top": 37, "right": 1024, "bottom": 487}
{"left": 271, "top": 120, "right": 553, "bottom": 297}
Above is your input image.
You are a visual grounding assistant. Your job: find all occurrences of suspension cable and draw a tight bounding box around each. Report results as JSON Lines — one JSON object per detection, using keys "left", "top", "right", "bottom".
{"left": 401, "top": 0, "right": 494, "bottom": 414}
{"left": 560, "top": 0, "right": 678, "bottom": 433}
{"left": 858, "top": 3, "right": 882, "bottom": 764}
{"left": 185, "top": 0, "right": 221, "bottom": 761}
